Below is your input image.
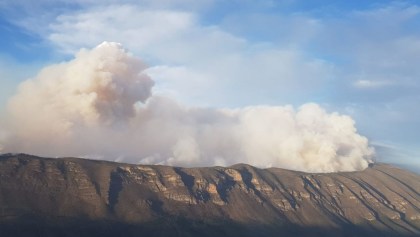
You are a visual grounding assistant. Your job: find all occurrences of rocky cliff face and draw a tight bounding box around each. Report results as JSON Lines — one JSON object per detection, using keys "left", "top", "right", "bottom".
{"left": 0, "top": 153, "right": 419, "bottom": 237}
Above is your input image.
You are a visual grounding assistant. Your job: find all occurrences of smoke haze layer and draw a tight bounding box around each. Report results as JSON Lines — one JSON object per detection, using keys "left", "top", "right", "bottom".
{"left": 0, "top": 42, "right": 374, "bottom": 173}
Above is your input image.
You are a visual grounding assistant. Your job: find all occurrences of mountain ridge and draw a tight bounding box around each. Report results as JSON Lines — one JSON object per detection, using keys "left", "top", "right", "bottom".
{"left": 0, "top": 153, "right": 419, "bottom": 237}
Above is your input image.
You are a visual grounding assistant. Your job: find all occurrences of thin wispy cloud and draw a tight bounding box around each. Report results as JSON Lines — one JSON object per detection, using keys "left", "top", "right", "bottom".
{"left": 0, "top": 0, "right": 419, "bottom": 166}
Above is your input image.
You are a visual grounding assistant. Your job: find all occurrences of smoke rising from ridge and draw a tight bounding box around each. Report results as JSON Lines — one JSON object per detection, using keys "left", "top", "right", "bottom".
{"left": 0, "top": 42, "right": 374, "bottom": 172}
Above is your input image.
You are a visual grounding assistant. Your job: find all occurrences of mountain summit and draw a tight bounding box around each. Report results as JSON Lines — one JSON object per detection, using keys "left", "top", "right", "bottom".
{"left": 0, "top": 153, "right": 418, "bottom": 236}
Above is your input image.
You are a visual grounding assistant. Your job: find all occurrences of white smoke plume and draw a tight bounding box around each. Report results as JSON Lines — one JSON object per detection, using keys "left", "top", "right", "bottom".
{"left": 1, "top": 42, "right": 374, "bottom": 173}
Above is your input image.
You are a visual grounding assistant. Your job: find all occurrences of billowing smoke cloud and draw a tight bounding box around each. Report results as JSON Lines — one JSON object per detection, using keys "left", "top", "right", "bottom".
{"left": 0, "top": 42, "right": 374, "bottom": 172}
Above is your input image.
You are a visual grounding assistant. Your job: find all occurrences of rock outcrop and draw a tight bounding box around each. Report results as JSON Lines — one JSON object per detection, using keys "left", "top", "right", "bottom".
{"left": 0, "top": 153, "right": 419, "bottom": 237}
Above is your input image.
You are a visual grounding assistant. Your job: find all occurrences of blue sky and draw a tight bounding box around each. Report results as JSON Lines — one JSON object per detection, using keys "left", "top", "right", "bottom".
{"left": 0, "top": 0, "right": 419, "bottom": 166}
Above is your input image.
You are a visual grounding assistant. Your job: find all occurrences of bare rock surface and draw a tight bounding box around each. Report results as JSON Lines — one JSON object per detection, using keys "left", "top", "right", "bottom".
{"left": 0, "top": 153, "right": 419, "bottom": 237}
